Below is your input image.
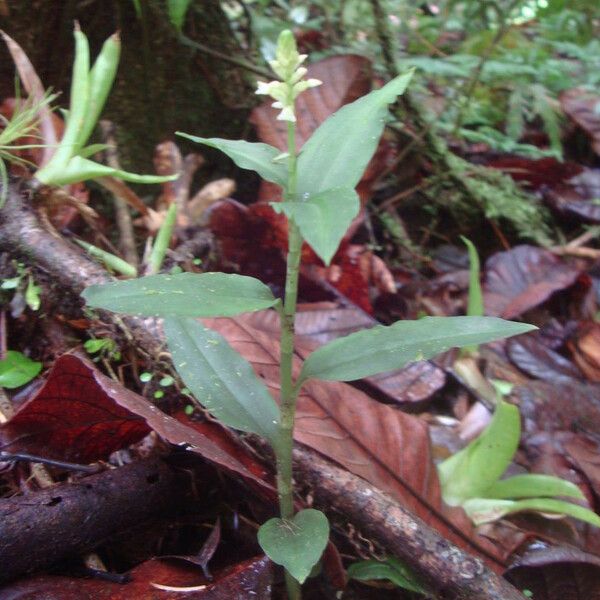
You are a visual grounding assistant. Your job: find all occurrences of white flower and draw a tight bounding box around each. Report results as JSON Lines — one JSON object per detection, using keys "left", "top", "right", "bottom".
{"left": 255, "top": 30, "right": 321, "bottom": 122}
{"left": 276, "top": 105, "right": 296, "bottom": 122}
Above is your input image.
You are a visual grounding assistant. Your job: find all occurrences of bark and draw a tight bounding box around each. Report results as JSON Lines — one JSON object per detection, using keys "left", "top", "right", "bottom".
{"left": 0, "top": 458, "right": 191, "bottom": 584}
{"left": 0, "top": 183, "right": 524, "bottom": 600}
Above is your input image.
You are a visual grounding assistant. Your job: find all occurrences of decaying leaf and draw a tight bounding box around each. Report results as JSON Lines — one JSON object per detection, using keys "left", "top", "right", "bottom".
{"left": 483, "top": 245, "right": 581, "bottom": 318}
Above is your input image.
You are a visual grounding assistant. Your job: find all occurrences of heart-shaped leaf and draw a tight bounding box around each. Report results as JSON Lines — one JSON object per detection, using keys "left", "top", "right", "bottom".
{"left": 273, "top": 187, "right": 359, "bottom": 265}
{"left": 176, "top": 134, "right": 288, "bottom": 188}
{"left": 299, "top": 316, "right": 536, "bottom": 384}
{"left": 164, "top": 316, "right": 281, "bottom": 448}
{"left": 258, "top": 508, "right": 329, "bottom": 583}
{"left": 83, "top": 272, "right": 279, "bottom": 318}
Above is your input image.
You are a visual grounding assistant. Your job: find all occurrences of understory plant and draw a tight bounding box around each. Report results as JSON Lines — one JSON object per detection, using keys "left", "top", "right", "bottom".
{"left": 2, "top": 26, "right": 176, "bottom": 189}
{"left": 439, "top": 399, "right": 600, "bottom": 528}
{"left": 83, "top": 31, "right": 536, "bottom": 599}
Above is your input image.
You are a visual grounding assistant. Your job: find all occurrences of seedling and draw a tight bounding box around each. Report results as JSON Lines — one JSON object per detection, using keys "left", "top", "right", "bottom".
{"left": 83, "top": 31, "right": 536, "bottom": 599}
{"left": 438, "top": 400, "right": 600, "bottom": 528}
{"left": 84, "top": 337, "right": 121, "bottom": 362}
{"left": 0, "top": 89, "right": 57, "bottom": 207}
{"left": 1, "top": 262, "right": 41, "bottom": 314}
{"left": 33, "top": 26, "right": 176, "bottom": 189}
{"left": 0, "top": 351, "right": 41, "bottom": 388}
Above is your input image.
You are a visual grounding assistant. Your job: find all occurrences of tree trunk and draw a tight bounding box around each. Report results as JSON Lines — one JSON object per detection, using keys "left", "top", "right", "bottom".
{"left": 0, "top": 0, "right": 256, "bottom": 171}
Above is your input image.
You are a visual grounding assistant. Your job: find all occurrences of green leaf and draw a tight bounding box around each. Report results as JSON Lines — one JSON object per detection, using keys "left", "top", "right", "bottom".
{"left": 81, "top": 33, "right": 120, "bottom": 146}
{"left": 482, "top": 474, "right": 585, "bottom": 500}
{"left": 1, "top": 276, "right": 21, "bottom": 290}
{"left": 296, "top": 70, "right": 413, "bottom": 195}
{"left": 461, "top": 237, "right": 483, "bottom": 318}
{"left": 79, "top": 143, "right": 112, "bottom": 158}
{"left": 147, "top": 203, "right": 177, "bottom": 275}
{"left": 84, "top": 338, "right": 112, "bottom": 354}
{"left": 167, "top": 0, "right": 193, "bottom": 31}
{"left": 82, "top": 272, "right": 279, "bottom": 317}
{"left": 0, "top": 350, "right": 42, "bottom": 388}
{"left": 273, "top": 187, "right": 359, "bottom": 265}
{"left": 75, "top": 239, "right": 138, "bottom": 278}
{"left": 25, "top": 276, "right": 41, "bottom": 311}
{"left": 347, "top": 558, "right": 427, "bottom": 595}
{"left": 164, "top": 316, "right": 281, "bottom": 445}
{"left": 36, "top": 27, "right": 89, "bottom": 180}
{"left": 176, "top": 134, "right": 288, "bottom": 188}
{"left": 258, "top": 509, "right": 329, "bottom": 584}
{"left": 299, "top": 317, "right": 536, "bottom": 384}
{"left": 438, "top": 401, "right": 520, "bottom": 506}
{"left": 43, "top": 156, "right": 178, "bottom": 186}
{"left": 463, "top": 497, "right": 600, "bottom": 528}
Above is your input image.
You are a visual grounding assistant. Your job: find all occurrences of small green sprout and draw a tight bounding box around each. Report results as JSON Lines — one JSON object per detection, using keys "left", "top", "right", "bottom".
{"left": 84, "top": 337, "right": 121, "bottom": 362}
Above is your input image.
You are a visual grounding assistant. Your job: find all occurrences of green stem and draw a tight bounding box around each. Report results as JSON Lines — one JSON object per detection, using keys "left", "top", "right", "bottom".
{"left": 275, "top": 120, "right": 303, "bottom": 600}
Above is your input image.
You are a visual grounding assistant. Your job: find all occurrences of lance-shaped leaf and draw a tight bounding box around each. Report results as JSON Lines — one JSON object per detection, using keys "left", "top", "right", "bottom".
{"left": 164, "top": 316, "right": 281, "bottom": 447}
{"left": 83, "top": 272, "right": 280, "bottom": 317}
{"left": 297, "top": 69, "right": 413, "bottom": 195}
{"left": 80, "top": 32, "right": 120, "bottom": 145}
{"left": 176, "top": 134, "right": 288, "bottom": 187}
{"left": 37, "top": 26, "right": 90, "bottom": 175}
{"left": 482, "top": 474, "right": 585, "bottom": 500}
{"left": 463, "top": 497, "right": 600, "bottom": 527}
{"left": 299, "top": 316, "right": 536, "bottom": 384}
{"left": 43, "top": 156, "right": 177, "bottom": 186}
{"left": 438, "top": 401, "right": 520, "bottom": 506}
{"left": 273, "top": 187, "right": 359, "bottom": 265}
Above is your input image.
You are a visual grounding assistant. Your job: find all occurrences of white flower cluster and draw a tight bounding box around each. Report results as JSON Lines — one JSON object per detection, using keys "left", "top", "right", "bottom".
{"left": 256, "top": 30, "right": 322, "bottom": 122}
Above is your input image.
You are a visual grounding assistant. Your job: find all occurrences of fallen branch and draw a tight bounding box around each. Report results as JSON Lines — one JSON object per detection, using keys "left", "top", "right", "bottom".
{"left": 0, "top": 183, "right": 524, "bottom": 599}
{"left": 0, "top": 458, "right": 190, "bottom": 584}
{"left": 294, "top": 446, "right": 524, "bottom": 600}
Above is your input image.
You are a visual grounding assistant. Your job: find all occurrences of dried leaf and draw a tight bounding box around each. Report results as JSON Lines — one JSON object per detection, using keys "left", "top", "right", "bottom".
{"left": 507, "top": 547, "right": 600, "bottom": 600}
{"left": 0, "top": 354, "right": 273, "bottom": 496}
{"left": 0, "top": 555, "right": 271, "bottom": 599}
{"left": 507, "top": 333, "right": 584, "bottom": 384}
{"left": 569, "top": 322, "right": 600, "bottom": 382}
{"left": 560, "top": 88, "right": 600, "bottom": 156}
{"left": 483, "top": 245, "right": 580, "bottom": 318}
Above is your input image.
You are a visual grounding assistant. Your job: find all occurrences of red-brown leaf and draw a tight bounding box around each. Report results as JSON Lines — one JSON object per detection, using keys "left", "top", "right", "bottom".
{"left": 250, "top": 54, "right": 372, "bottom": 152}
{"left": 0, "top": 555, "right": 271, "bottom": 599}
{"left": 560, "top": 88, "right": 600, "bottom": 156}
{"left": 483, "top": 245, "right": 580, "bottom": 318}
{"left": 0, "top": 354, "right": 273, "bottom": 497}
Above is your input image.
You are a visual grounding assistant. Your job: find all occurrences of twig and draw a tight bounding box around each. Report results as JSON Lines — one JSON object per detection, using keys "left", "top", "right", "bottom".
{"left": 99, "top": 121, "right": 139, "bottom": 268}
{"left": 178, "top": 33, "right": 273, "bottom": 80}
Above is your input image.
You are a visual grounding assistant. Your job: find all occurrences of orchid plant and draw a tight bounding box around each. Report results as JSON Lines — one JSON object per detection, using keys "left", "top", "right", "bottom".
{"left": 83, "top": 31, "right": 536, "bottom": 599}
